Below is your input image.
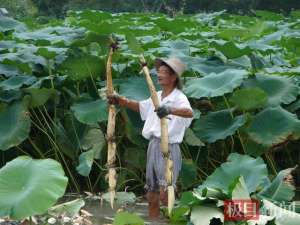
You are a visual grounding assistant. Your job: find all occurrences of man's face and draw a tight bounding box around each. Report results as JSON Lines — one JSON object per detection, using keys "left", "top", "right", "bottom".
{"left": 157, "top": 65, "right": 176, "bottom": 87}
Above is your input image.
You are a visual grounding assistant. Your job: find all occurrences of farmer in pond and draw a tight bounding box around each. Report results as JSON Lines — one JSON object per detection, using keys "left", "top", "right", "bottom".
{"left": 108, "top": 57, "right": 193, "bottom": 218}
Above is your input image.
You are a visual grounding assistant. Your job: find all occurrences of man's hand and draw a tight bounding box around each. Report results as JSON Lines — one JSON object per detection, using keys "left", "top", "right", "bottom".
{"left": 155, "top": 105, "right": 172, "bottom": 118}
{"left": 107, "top": 94, "right": 121, "bottom": 105}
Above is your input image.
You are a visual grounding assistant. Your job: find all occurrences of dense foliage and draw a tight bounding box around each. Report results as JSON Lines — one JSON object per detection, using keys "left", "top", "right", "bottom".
{"left": 0, "top": 9, "right": 300, "bottom": 224}
{"left": 1, "top": 0, "right": 300, "bottom": 18}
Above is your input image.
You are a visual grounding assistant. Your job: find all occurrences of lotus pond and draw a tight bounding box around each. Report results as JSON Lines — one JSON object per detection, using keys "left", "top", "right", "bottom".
{"left": 0, "top": 9, "right": 300, "bottom": 225}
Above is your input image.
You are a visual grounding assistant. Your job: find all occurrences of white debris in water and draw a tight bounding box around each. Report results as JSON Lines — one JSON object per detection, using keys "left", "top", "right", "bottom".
{"left": 136, "top": 202, "right": 148, "bottom": 206}
{"left": 63, "top": 216, "right": 71, "bottom": 223}
{"left": 104, "top": 216, "right": 114, "bottom": 221}
{"left": 47, "top": 217, "right": 57, "bottom": 224}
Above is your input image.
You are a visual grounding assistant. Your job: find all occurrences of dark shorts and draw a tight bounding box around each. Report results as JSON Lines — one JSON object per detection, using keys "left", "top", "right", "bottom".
{"left": 144, "top": 136, "right": 182, "bottom": 192}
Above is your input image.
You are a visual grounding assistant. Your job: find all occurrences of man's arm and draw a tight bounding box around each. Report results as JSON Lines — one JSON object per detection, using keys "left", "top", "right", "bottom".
{"left": 169, "top": 107, "right": 193, "bottom": 118}
{"left": 117, "top": 96, "right": 140, "bottom": 112}
{"left": 156, "top": 105, "right": 193, "bottom": 119}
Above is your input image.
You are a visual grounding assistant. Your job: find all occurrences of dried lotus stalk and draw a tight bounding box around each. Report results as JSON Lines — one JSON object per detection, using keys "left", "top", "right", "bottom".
{"left": 105, "top": 41, "right": 118, "bottom": 209}
{"left": 168, "top": 186, "right": 175, "bottom": 215}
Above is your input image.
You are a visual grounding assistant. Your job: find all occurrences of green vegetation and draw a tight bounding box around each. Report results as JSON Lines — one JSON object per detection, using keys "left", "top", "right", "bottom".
{"left": 1, "top": 0, "right": 300, "bottom": 18}
{"left": 0, "top": 8, "right": 300, "bottom": 224}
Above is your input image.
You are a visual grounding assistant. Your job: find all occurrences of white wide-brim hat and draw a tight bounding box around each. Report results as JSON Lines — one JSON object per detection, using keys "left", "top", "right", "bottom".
{"left": 154, "top": 57, "right": 186, "bottom": 77}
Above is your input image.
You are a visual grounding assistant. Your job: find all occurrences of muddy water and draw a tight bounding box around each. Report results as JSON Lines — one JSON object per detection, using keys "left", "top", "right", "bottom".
{"left": 84, "top": 200, "right": 169, "bottom": 225}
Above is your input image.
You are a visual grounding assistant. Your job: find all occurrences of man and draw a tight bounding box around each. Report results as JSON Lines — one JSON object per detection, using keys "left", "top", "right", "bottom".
{"left": 108, "top": 57, "right": 193, "bottom": 218}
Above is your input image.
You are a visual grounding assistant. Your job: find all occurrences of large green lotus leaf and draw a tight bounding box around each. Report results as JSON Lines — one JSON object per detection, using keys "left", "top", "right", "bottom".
{"left": 58, "top": 113, "right": 89, "bottom": 152}
{"left": 128, "top": 24, "right": 161, "bottom": 38}
{"left": 24, "top": 88, "right": 58, "bottom": 108}
{"left": 218, "top": 28, "right": 247, "bottom": 41}
{"left": 75, "top": 19, "right": 115, "bottom": 35}
{"left": 49, "top": 199, "right": 85, "bottom": 217}
{"left": 193, "top": 109, "right": 246, "bottom": 143}
{"left": 0, "top": 156, "right": 68, "bottom": 219}
{"left": 0, "top": 40, "right": 19, "bottom": 51}
{"left": 76, "top": 127, "right": 105, "bottom": 176}
{"left": 154, "top": 17, "right": 197, "bottom": 34}
{"left": 184, "top": 128, "right": 205, "bottom": 147}
{"left": 228, "top": 55, "right": 252, "bottom": 69}
{"left": 184, "top": 69, "right": 249, "bottom": 99}
{"left": 103, "top": 192, "right": 136, "bottom": 205}
{"left": 230, "top": 176, "right": 250, "bottom": 200}
{"left": 248, "top": 41, "right": 280, "bottom": 55}
{"left": 178, "top": 191, "right": 199, "bottom": 206}
{"left": 263, "top": 199, "right": 300, "bottom": 225}
{"left": 0, "top": 16, "right": 26, "bottom": 32}
{"left": 0, "top": 75, "right": 37, "bottom": 91}
{"left": 71, "top": 99, "right": 108, "bottom": 125}
{"left": 193, "top": 187, "right": 227, "bottom": 201}
{"left": 218, "top": 20, "right": 274, "bottom": 43}
{"left": 265, "top": 66, "right": 300, "bottom": 76}
{"left": 249, "top": 53, "right": 268, "bottom": 70}
{"left": 198, "top": 153, "right": 268, "bottom": 194}
{"left": 126, "top": 32, "right": 144, "bottom": 55}
{"left": 71, "top": 10, "right": 113, "bottom": 22}
{"left": 168, "top": 205, "right": 189, "bottom": 223}
{"left": 160, "top": 39, "right": 191, "bottom": 56}
{"left": 81, "top": 128, "right": 105, "bottom": 159}
{"left": 118, "top": 76, "right": 160, "bottom": 101}
{"left": 113, "top": 211, "right": 143, "bottom": 225}
{"left": 181, "top": 56, "right": 237, "bottom": 75}
{"left": 179, "top": 159, "right": 198, "bottom": 189}
{"left": 230, "top": 87, "right": 267, "bottom": 111}
{"left": 59, "top": 54, "right": 105, "bottom": 81}
{"left": 0, "top": 99, "right": 31, "bottom": 151}
{"left": 0, "top": 90, "right": 22, "bottom": 103}
{"left": 14, "top": 26, "right": 85, "bottom": 46}
{"left": 179, "top": 159, "right": 197, "bottom": 189}
{"left": 193, "top": 10, "right": 225, "bottom": 24}
{"left": 190, "top": 205, "right": 224, "bottom": 225}
{"left": 210, "top": 40, "right": 252, "bottom": 59}
{"left": 0, "top": 48, "right": 47, "bottom": 69}
{"left": 36, "top": 47, "right": 57, "bottom": 60}
{"left": 258, "top": 167, "right": 296, "bottom": 202}
{"left": 255, "top": 10, "right": 284, "bottom": 21}
{"left": 0, "top": 64, "right": 21, "bottom": 77}
{"left": 76, "top": 149, "right": 94, "bottom": 177}
{"left": 35, "top": 47, "right": 68, "bottom": 65}
{"left": 0, "top": 41, "right": 67, "bottom": 65}
{"left": 281, "top": 37, "right": 300, "bottom": 55}
{"left": 291, "top": 10, "right": 300, "bottom": 19}
{"left": 244, "top": 139, "right": 269, "bottom": 157}
{"left": 243, "top": 74, "right": 300, "bottom": 106}
{"left": 71, "top": 32, "right": 110, "bottom": 50}
{"left": 246, "top": 106, "right": 300, "bottom": 146}
{"left": 53, "top": 121, "right": 78, "bottom": 160}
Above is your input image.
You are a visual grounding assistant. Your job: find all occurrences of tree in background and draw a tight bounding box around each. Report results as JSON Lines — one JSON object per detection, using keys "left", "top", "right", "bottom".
{"left": 31, "top": 0, "right": 68, "bottom": 17}
{"left": 0, "top": 0, "right": 38, "bottom": 18}
{"left": 258, "top": 0, "right": 300, "bottom": 13}
{"left": 2, "top": 0, "right": 300, "bottom": 21}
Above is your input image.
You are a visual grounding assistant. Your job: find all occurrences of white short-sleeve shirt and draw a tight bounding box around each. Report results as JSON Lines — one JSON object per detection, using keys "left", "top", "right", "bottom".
{"left": 139, "top": 88, "right": 193, "bottom": 143}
